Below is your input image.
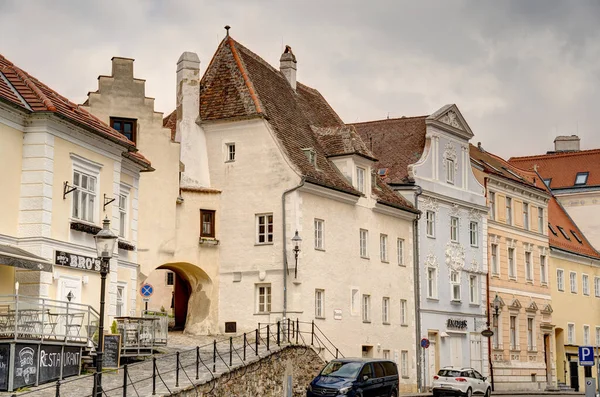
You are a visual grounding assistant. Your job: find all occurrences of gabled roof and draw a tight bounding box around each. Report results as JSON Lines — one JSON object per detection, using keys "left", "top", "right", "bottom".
{"left": 0, "top": 54, "right": 152, "bottom": 169}
{"left": 164, "top": 36, "right": 416, "bottom": 213}
{"left": 312, "top": 125, "right": 377, "bottom": 161}
{"left": 508, "top": 149, "right": 600, "bottom": 189}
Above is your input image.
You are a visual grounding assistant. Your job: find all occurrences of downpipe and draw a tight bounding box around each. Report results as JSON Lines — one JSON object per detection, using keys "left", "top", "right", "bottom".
{"left": 412, "top": 185, "right": 423, "bottom": 392}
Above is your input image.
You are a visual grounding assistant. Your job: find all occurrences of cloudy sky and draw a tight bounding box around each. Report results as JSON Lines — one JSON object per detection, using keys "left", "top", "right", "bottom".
{"left": 1, "top": 0, "right": 599, "bottom": 158}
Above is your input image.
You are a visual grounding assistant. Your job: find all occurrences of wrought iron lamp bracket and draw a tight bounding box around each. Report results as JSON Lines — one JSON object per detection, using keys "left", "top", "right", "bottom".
{"left": 63, "top": 181, "right": 77, "bottom": 199}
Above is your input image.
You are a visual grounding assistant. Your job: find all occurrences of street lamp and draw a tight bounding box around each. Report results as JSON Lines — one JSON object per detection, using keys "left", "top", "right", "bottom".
{"left": 292, "top": 231, "right": 302, "bottom": 279}
{"left": 93, "top": 217, "right": 117, "bottom": 397}
{"left": 492, "top": 294, "right": 502, "bottom": 327}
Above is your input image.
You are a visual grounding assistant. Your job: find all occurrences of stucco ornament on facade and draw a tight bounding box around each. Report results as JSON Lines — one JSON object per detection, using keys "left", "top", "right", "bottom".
{"left": 439, "top": 110, "right": 464, "bottom": 130}
{"left": 424, "top": 252, "right": 439, "bottom": 269}
{"left": 421, "top": 197, "right": 439, "bottom": 212}
{"left": 445, "top": 242, "right": 465, "bottom": 272}
{"left": 468, "top": 208, "right": 482, "bottom": 222}
{"left": 442, "top": 142, "right": 459, "bottom": 172}
{"left": 449, "top": 203, "right": 462, "bottom": 218}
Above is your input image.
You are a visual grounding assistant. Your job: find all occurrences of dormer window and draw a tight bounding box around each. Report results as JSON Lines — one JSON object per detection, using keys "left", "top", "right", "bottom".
{"left": 543, "top": 178, "right": 552, "bottom": 187}
{"left": 548, "top": 223, "right": 558, "bottom": 236}
{"left": 356, "top": 166, "right": 366, "bottom": 194}
{"left": 571, "top": 230, "right": 583, "bottom": 244}
{"left": 557, "top": 226, "right": 570, "bottom": 240}
{"left": 446, "top": 159, "right": 455, "bottom": 184}
{"left": 302, "top": 148, "right": 317, "bottom": 167}
{"left": 575, "top": 172, "right": 589, "bottom": 186}
{"left": 111, "top": 117, "right": 137, "bottom": 144}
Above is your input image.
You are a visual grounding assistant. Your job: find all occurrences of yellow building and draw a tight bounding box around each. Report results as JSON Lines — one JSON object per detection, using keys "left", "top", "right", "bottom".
{"left": 471, "top": 144, "right": 556, "bottom": 391}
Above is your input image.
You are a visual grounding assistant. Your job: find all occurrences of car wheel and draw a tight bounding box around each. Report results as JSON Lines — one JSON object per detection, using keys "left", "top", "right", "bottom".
{"left": 484, "top": 388, "right": 491, "bottom": 397}
{"left": 465, "top": 387, "right": 472, "bottom": 397}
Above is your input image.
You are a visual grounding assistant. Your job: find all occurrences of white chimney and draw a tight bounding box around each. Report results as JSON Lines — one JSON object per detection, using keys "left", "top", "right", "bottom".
{"left": 280, "top": 45, "right": 297, "bottom": 91}
{"left": 176, "top": 52, "right": 211, "bottom": 188}
{"left": 553, "top": 135, "right": 580, "bottom": 152}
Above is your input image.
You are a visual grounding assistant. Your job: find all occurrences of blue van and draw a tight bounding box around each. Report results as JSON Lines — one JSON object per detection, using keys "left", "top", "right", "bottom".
{"left": 307, "top": 358, "right": 399, "bottom": 397}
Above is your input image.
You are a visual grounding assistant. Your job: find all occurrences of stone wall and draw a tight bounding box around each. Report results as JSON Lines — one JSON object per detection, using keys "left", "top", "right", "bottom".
{"left": 173, "top": 346, "right": 324, "bottom": 397}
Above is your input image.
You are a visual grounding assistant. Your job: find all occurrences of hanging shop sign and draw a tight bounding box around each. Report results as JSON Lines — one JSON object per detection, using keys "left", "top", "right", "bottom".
{"left": 54, "top": 251, "right": 101, "bottom": 272}
{"left": 446, "top": 318, "right": 468, "bottom": 330}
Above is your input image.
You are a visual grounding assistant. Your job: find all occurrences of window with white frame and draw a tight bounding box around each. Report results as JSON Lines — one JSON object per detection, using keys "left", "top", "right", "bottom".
{"left": 492, "top": 314, "right": 500, "bottom": 349}
{"left": 116, "top": 285, "right": 125, "bottom": 317}
{"left": 596, "top": 327, "right": 600, "bottom": 346}
{"left": 510, "top": 315, "right": 518, "bottom": 350}
{"left": 401, "top": 351, "right": 408, "bottom": 377}
{"left": 382, "top": 297, "right": 390, "bottom": 324}
{"left": 356, "top": 166, "right": 366, "bottom": 194}
{"left": 491, "top": 244, "right": 499, "bottom": 275}
{"left": 506, "top": 197, "right": 513, "bottom": 225}
{"left": 446, "top": 159, "right": 455, "bottom": 184}
{"left": 508, "top": 247, "right": 516, "bottom": 279}
{"left": 426, "top": 211, "right": 436, "bottom": 238}
{"left": 226, "top": 143, "right": 235, "bottom": 162}
{"left": 314, "top": 219, "right": 324, "bottom": 250}
{"left": 583, "top": 274, "right": 590, "bottom": 296}
{"left": 525, "top": 251, "right": 533, "bottom": 282}
{"left": 595, "top": 277, "right": 600, "bottom": 297}
{"left": 400, "top": 299, "right": 407, "bottom": 325}
{"left": 570, "top": 272, "right": 577, "bottom": 293}
{"left": 362, "top": 294, "right": 371, "bottom": 322}
{"left": 72, "top": 170, "right": 97, "bottom": 223}
{"left": 360, "top": 229, "right": 369, "bottom": 258}
{"left": 451, "top": 271, "right": 461, "bottom": 301}
{"left": 540, "top": 255, "right": 547, "bottom": 285}
{"left": 397, "top": 238, "right": 405, "bottom": 266}
{"left": 450, "top": 217, "right": 459, "bottom": 242}
{"left": 380, "top": 234, "right": 388, "bottom": 262}
{"left": 315, "top": 289, "right": 324, "bottom": 318}
{"left": 469, "top": 275, "right": 478, "bottom": 304}
{"left": 538, "top": 206, "right": 544, "bottom": 233}
{"left": 557, "top": 269, "right": 564, "bottom": 291}
{"left": 568, "top": 323, "right": 575, "bottom": 344}
{"left": 256, "top": 214, "right": 273, "bottom": 244}
{"left": 469, "top": 222, "right": 478, "bottom": 247}
{"left": 118, "top": 192, "right": 128, "bottom": 238}
{"left": 584, "top": 325, "right": 590, "bottom": 345}
{"left": 489, "top": 191, "right": 496, "bottom": 221}
{"left": 256, "top": 284, "right": 272, "bottom": 313}
{"left": 523, "top": 202, "right": 529, "bottom": 231}
{"left": 527, "top": 317, "right": 535, "bottom": 351}
{"left": 427, "top": 267, "right": 437, "bottom": 299}
{"left": 351, "top": 289, "right": 359, "bottom": 315}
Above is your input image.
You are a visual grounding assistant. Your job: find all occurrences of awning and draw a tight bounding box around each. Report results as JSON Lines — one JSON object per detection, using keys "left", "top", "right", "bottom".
{"left": 0, "top": 244, "right": 53, "bottom": 272}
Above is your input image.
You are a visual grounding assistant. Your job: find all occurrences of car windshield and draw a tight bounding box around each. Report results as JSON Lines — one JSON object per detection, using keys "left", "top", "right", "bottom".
{"left": 321, "top": 361, "right": 363, "bottom": 379}
{"left": 438, "top": 369, "right": 461, "bottom": 377}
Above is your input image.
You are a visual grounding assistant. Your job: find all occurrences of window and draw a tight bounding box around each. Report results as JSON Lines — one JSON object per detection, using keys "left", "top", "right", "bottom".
{"left": 508, "top": 248, "right": 516, "bottom": 279}
{"left": 525, "top": 251, "right": 533, "bottom": 282}
{"left": 557, "top": 226, "right": 571, "bottom": 240}
{"left": 595, "top": 277, "right": 600, "bottom": 297}
{"left": 302, "top": 148, "right": 316, "bottom": 166}
{"left": 200, "top": 209, "right": 216, "bottom": 238}
{"left": 570, "top": 272, "right": 577, "bottom": 293}
{"left": 380, "top": 234, "right": 388, "bottom": 262}
{"left": 469, "top": 275, "right": 478, "bottom": 304}
{"left": 450, "top": 271, "right": 461, "bottom": 301}
{"left": 538, "top": 207, "right": 544, "bottom": 233}
{"left": 527, "top": 318, "right": 534, "bottom": 351}
{"left": 584, "top": 325, "right": 590, "bottom": 345}
{"left": 568, "top": 323, "right": 575, "bottom": 344}
{"left": 506, "top": 197, "right": 512, "bottom": 225}
{"left": 72, "top": 170, "right": 97, "bottom": 223}
{"left": 492, "top": 315, "right": 500, "bottom": 349}
{"left": 523, "top": 202, "right": 529, "bottom": 230}
{"left": 543, "top": 178, "right": 552, "bottom": 187}
{"left": 491, "top": 244, "right": 499, "bottom": 275}
{"left": 557, "top": 269, "right": 564, "bottom": 291}
{"left": 427, "top": 268, "right": 437, "bottom": 299}
{"left": 401, "top": 351, "right": 408, "bottom": 377}
{"left": 256, "top": 214, "right": 273, "bottom": 244}
{"left": 383, "top": 350, "right": 390, "bottom": 359}
{"left": 450, "top": 217, "right": 459, "bottom": 242}
{"left": 362, "top": 294, "right": 371, "bottom": 322}
{"left": 116, "top": 285, "right": 125, "bottom": 317}
{"left": 118, "top": 193, "right": 127, "bottom": 238}
{"left": 360, "top": 229, "right": 369, "bottom": 258}
{"left": 489, "top": 191, "right": 496, "bottom": 221}
{"left": 397, "top": 238, "right": 405, "bottom": 266}
{"left": 400, "top": 299, "right": 407, "bottom": 325}
{"left": 583, "top": 274, "right": 590, "bottom": 296}
{"left": 549, "top": 223, "right": 558, "bottom": 236}
{"left": 226, "top": 143, "right": 235, "bottom": 162}
{"left": 314, "top": 219, "right": 324, "bottom": 250}
{"left": 540, "top": 255, "right": 547, "bottom": 285}
{"left": 571, "top": 230, "right": 583, "bottom": 244}
{"left": 111, "top": 117, "right": 136, "bottom": 143}
{"left": 469, "top": 222, "right": 478, "bottom": 247}
{"left": 426, "top": 211, "right": 436, "bottom": 238}
{"left": 446, "top": 159, "right": 455, "bottom": 184}
{"left": 356, "top": 167, "right": 366, "bottom": 194}
{"left": 596, "top": 327, "right": 600, "bottom": 346}
{"left": 257, "top": 285, "right": 272, "bottom": 313}
{"left": 315, "top": 289, "right": 324, "bottom": 318}
{"left": 575, "top": 172, "right": 589, "bottom": 185}
{"left": 382, "top": 297, "right": 390, "bottom": 324}
{"left": 166, "top": 271, "right": 174, "bottom": 286}
{"left": 351, "top": 289, "right": 359, "bottom": 315}
{"left": 510, "top": 315, "right": 517, "bottom": 350}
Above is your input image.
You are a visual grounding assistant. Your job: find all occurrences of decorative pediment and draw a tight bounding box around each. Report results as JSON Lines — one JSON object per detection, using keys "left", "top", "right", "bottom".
{"left": 425, "top": 252, "right": 439, "bottom": 269}
{"left": 541, "top": 304, "right": 553, "bottom": 314}
{"left": 509, "top": 298, "right": 522, "bottom": 310}
{"left": 421, "top": 196, "right": 439, "bottom": 212}
{"left": 526, "top": 301, "right": 539, "bottom": 313}
{"left": 489, "top": 234, "right": 501, "bottom": 245}
{"left": 426, "top": 104, "right": 474, "bottom": 139}
{"left": 506, "top": 238, "right": 517, "bottom": 249}
{"left": 449, "top": 203, "right": 462, "bottom": 217}
{"left": 468, "top": 208, "right": 482, "bottom": 222}
{"left": 469, "top": 257, "right": 480, "bottom": 273}
{"left": 539, "top": 246, "right": 548, "bottom": 256}
{"left": 523, "top": 242, "right": 534, "bottom": 252}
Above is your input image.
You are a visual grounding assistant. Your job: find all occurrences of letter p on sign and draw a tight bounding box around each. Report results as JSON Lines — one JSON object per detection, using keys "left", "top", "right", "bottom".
{"left": 578, "top": 346, "right": 594, "bottom": 366}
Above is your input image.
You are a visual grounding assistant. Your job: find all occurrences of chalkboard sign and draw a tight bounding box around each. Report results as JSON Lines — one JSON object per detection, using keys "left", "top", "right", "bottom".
{"left": 103, "top": 334, "right": 121, "bottom": 369}
{"left": 0, "top": 344, "right": 9, "bottom": 391}
{"left": 13, "top": 344, "right": 38, "bottom": 389}
{"left": 62, "top": 346, "right": 81, "bottom": 378}
{"left": 38, "top": 344, "right": 62, "bottom": 383}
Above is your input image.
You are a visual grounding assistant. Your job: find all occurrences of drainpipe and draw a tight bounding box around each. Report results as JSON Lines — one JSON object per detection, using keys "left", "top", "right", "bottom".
{"left": 412, "top": 185, "right": 423, "bottom": 392}
{"left": 484, "top": 177, "right": 495, "bottom": 391}
{"left": 282, "top": 178, "right": 305, "bottom": 324}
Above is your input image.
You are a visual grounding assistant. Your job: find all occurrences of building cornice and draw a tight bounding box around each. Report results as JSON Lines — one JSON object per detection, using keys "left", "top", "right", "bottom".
{"left": 487, "top": 176, "right": 550, "bottom": 204}
{"left": 373, "top": 202, "right": 418, "bottom": 221}
{"left": 298, "top": 182, "right": 360, "bottom": 206}
{"left": 489, "top": 286, "right": 551, "bottom": 300}
{"left": 549, "top": 247, "right": 600, "bottom": 267}
{"left": 419, "top": 191, "right": 489, "bottom": 213}
{"left": 488, "top": 221, "right": 549, "bottom": 243}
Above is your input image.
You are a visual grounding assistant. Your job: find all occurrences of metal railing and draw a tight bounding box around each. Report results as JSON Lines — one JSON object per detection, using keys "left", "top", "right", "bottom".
{"left": 7, "top": 318, "right": 343, "bottom": 397}
{"left": 115, "top": 315, "right": 167, "bottom": 357}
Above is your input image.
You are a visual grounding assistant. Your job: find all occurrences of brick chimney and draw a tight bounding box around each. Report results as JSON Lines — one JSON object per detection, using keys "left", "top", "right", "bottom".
{"left": 553, "top": 135, "right": 580, "bottom": 152}
{"left": 280, "top": 45, "right": 297, "bottom": 91}
{"left": 176, "top": 52, "right": 210, "bottom": 188}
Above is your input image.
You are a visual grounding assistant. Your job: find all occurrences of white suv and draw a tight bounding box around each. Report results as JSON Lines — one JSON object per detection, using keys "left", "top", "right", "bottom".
{"left": 432, "top": 367, "right": 491, "bottom": 397}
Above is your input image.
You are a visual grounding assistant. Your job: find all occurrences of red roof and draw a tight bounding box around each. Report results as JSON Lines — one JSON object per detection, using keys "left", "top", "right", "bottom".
{"left": 548, "top": 196, "right": 600, "bottom": 258}
{"left": 508, "top": 149, "right": 600, "bottom": 189}
{"left": 0, "top": 54, "right": 152, "bottom": 170}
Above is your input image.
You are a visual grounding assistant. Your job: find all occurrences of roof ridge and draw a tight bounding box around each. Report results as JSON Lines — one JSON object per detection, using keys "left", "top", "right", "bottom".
{"left": 350, "top": 115, "right": 429, "bottom": 125}
{"left": 226, "top": 37, "right": 263, "bottom": 115}
{"left": 471, "top": 143, "right": 538, "bottom": 178}
{"left": 10, "top": 62, "right": 56, "bottom": 112}
{"left": 509, "top": 148, "right": 600, "bottom": 162}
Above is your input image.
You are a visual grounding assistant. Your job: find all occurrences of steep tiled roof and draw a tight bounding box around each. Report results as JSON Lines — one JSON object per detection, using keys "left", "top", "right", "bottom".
{"left": 163, "top": 110, "right": 177, "bottom": 141}
{"left": 508, "top": 149, "right": 600, "bottom": 189}
{"left": 548, "top": 196, "right": 600, "bottom": 258}
{"left": 312, "top": 125, "right": 377, "bottom": 161}
{"left": 0, "top": 54, "right": 152, "bottom": 169}
{"left": 351, "top": 116, "right": 427, "bottom": 184}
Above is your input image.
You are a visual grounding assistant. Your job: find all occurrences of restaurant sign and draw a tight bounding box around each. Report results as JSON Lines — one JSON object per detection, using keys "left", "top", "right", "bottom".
{"left": 54, "top": 251, "right": 101, "bottom": 272}
{"left": 447, "top": 318, "right": 468, "bottom": 330}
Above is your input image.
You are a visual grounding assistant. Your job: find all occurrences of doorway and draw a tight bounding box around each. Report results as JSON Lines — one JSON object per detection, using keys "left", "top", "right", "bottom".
{"left": 450, "top": 335, "right": 464, "bottom": 368}
{"left": 470, "top": 333, "right": 482, "bottom": 373}
{"left": 427, "top": 335, "right": 437, "bottom": 387}
{"left": 544, "top": 334, "right": 551, "bottom": 384}
{"left": 173, "top": 272, "right": 190, "bottom": 330}
{"left": 569, "top": 361, "right": 579, "bottom": 391}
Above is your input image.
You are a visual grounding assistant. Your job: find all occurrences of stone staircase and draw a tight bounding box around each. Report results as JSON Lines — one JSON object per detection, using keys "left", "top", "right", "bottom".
{"left": 557, "top": 381, "right": 576, "bottom": 392}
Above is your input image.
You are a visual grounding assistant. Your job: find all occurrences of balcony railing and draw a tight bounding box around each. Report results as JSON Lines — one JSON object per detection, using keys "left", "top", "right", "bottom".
{"left": 0, "top": 294, "right": 100, "bottom": 345}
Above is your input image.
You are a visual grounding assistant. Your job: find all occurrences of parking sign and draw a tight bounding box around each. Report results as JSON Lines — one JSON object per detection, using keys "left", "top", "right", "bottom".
{"left": 578, "top": 346, "right": 594, "bottom": 366}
